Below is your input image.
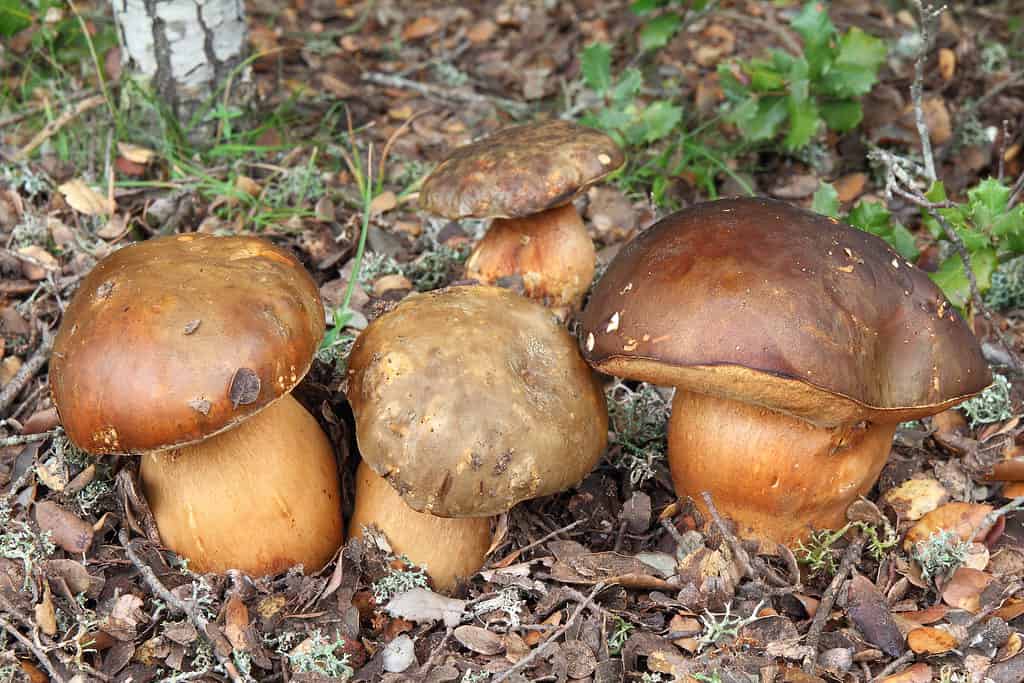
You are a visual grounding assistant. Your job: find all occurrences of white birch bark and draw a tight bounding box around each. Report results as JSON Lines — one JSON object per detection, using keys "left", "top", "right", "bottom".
{"left": 111, "top": 0, "right": 248, "bottom": 131}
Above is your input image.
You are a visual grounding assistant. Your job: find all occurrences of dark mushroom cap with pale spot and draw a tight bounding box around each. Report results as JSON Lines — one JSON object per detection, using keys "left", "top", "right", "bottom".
{"left": 346, "top": 285, "right": 608, "bottom": 517}
{"left": 579, "top": 197, "right": 991, "bottom": 428}
{"left": 50, "top": 234, "right": 325, "bottom": 454}
{"left": 418, "top": 120, "right": 625, "bottom": 220}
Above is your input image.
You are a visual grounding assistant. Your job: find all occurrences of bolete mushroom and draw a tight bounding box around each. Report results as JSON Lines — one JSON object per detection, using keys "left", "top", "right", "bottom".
{"left": 345, "top": 284, "right": 608, "bottom": 590}
{"left": 419, "top": 120, "right": 625, "bottom": 311}
{"left": 578, "top": 197, "right": 991, "bottom": 544}
{"left": 50, "top": 233, "right": 344, "bottom": 575}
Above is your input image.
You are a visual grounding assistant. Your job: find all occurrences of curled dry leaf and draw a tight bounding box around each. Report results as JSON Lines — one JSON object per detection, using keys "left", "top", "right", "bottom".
{"left": 941, "top": 567, "right": 994, "bottom": 612}
{"left": 58, "top": 179, "right": 114, "bottom": 216}
{"left": 884, "top": 478, "right": 948, "bottom": 521}
{"left": 879, "top": 663, "right": 933, "bottom": 683}
{"left": 900, "top": 603, "right": 949, "bottom": 625}
{"left": 903, "top": 502, "right": 995, "bottom": 550}
{"left": 117, "top": 142, "right": 155, "bottom": 164}
{"left": 454, "top": 625, "right": 505, "bottom": 655}
{"left": 907, "top": 626, "right": 958, "bottom": 654}
{"left": 35, "top": 583, "right": 57, "bottom": 636}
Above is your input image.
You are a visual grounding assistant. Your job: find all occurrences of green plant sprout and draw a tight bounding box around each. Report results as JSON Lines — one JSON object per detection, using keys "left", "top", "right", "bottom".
{"left": 960, "top": 373, "right": 1013, "bottom": 427}
{"left": 607, "top": 615, "right": 635, "bottom": 656}
{"left": 986, "top": 257, "right": 1024, "bottom": 311}
{"left": 796, "top": 520, "right": 897, "bottom": 577}
{"left": 911, "top": 529, "right": 971, "bottom": 584}
{"left": 719, "top": 1, "right": 887, "bottom": 150}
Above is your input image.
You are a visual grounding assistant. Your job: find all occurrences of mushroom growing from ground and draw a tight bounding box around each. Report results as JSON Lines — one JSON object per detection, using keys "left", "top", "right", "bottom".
{"left": 578, "top": 197, "right": 991, "bottom": 544}
{"left": 346, "top": 284, "right": 608, "bottom": 590}
{"left": 419, "top": 120, "right": 624, "bottom": 312}
{"left": 50, "top": 233, "right": 344, "bottom": 575}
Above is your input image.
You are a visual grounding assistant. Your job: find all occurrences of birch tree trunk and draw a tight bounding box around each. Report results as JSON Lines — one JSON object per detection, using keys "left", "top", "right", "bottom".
{"left": 111, "top": 0, "right": 249, "bottom": 141}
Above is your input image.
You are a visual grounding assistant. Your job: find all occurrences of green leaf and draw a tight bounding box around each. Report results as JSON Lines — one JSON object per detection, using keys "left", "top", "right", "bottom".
{"left": 581, "top": 43, "right": 613, "bottom": 94}
{"left": 819, "top": 99, "right": 863, "bottom": 132}
{"left": 731, "top": 94, "right": 788, "bottom": 142}
{"left": 630, "top": 0, "right": 666, "bottom": 15}
{"left": 611, "top": 68, "right": 643, "bottom": 105}
{"left": 822, "top": 28, "right": 886, "bottom": 97}
{"left": 929, "top": 248, "right": 998, "bottom": 308}
{"left": 846, "top": 201, "right": 919, "bottom": 260}
{"left": 784, "top": 93, "right": 819, "bottom": 149}
{"left": 639, "top": 101, "right": 683, "bottom": 142}
{"left": 746, "top": 62, "right": 786, "bottom": 91}
{"left": 0, "top": 0, "right": 31, "bottom": 36}
{"left": 640, "top": 13, "right": 683, "bottom": 51}
{"left": 790, "top": 1, "right": 836, "bottom": 77}
{"left": 812, "top": 183, "right": 840, "bottom": 217}
{"left": 968, "top": 177, "right": 1012, "bottom": 230}
{"left": 991, "top": 207, "right": 1024, "bottom": 253}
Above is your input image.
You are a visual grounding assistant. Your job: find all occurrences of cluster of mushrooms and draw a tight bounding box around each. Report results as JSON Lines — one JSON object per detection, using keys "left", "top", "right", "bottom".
{"left": 48, "top": 120, "right": 993, "bottom": 594}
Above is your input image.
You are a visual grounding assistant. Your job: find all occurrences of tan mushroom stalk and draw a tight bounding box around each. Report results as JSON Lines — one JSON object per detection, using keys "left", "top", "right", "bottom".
{"left": 579, "top": 197, "right": 991, "bottom": 545}
{"left": 346, "top": 285, "right": 608, "bottom": 591}
{"left": 50, "top": 234, "right": 343, "bottom": 576}
{"left": 419, "top": 121, "right": 624, "bottom": 312}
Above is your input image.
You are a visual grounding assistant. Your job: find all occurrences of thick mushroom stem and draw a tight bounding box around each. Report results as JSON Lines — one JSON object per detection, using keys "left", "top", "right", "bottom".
{"left": 465, "top": 203, "right": 595, "bottom": 310}
{"left": 667, "top": 389, "right": 897, "bottom": 545}
{"left": 140, "top": 393, "right": 344, "bottom": 576}
{"left": 348, "top": 461, "right": 492, "bottom": 593}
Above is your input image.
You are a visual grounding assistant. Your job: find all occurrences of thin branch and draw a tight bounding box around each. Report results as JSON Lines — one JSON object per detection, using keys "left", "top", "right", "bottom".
{"left": 910, "top": 0, "right": 941, "bottom": 183}
{"left": 362, "top": 72, "right": 531, "bottom": 117}
{"left": 0, "top": 614, "right": 66, "bottom": 683}
{"left": 491, "top": 583, "right": 604, "bottom": 683}
{"left": 871, "top": 650, "right": 915, "bottom": 681}
{"left": 0, "top": 430, "right": 57, "bottom": 448}
{"left": 118, "top": 530, "right": 244, "bottom": 683}
{"left": 10, "top": 95, "right": 106, "bottom": 162}
{"left": 802, "top": 532, "right": 866, "bottom": 674}
{"left": 0, "top": 328, "right": 54, "bottom": 418}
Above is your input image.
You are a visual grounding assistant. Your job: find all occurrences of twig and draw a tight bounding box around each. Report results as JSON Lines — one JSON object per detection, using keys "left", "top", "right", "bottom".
{"left": 701, "top": 492, "right": 794, "bottom": 589}
{"left": 0, "top": 614, "right": 66, "bottom": 683}
{"left": 362, "top": 72, "right": 531, "bottom": 117}
{"left": 910, "top": 0, "right": 941, "bottom": 184}
{"left": 963, "top": 580, "right": 1023, "bottom": 631}
{"left": 0, "top": 328, "right": 54, "bottom": 418}
{"left": 802, "top": 532, "right": 866, "bottom": 674}
{"left": 0, "top": 89, "right": 106, "bottom": 130}
{"left": 1009, "top": 168, "right": 1024, "bottom": 210}
{"left": 0, "top": 430, "right": 56, "bottom": 448}
{"left": 491, "top": 583, "right": 604, "bottom": 683}
{"left": 10, "top": 95, "right": 106, "bottom": 162}
{"left": 871, "top": 650, "right": 915, "bottom": 681}
{"left": 491, "top": 519, "right": 583, "bottom": 569}
{"left": 119, "top": 530, "right": 244, "bottom": 683}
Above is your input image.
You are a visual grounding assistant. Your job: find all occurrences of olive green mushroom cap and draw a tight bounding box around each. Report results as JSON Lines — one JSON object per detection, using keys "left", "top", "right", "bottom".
{"left": 578, "top": 197, "right": 991, "bottom": 428}
{"left": 50, "top": 234, "right": 325, "bottom": 454}
{"left": 418, "top": 120, "right": 625, "bottom": 220}
{"left": 346, "top": 285, "right": 609, "bottom": 517}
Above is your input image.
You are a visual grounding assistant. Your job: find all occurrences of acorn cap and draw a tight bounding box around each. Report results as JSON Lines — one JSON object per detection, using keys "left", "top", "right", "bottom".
{"left": 50, "top": 234, "right": 325, "bottom": 453}
{"left": 418, "top": 120, "right": 625, "bottom": 220}
{"left": 579, "top": 197, "right": 991, "bottom": 427}
{"left": 346, "top": 285, "right": 608, "bottom": 517}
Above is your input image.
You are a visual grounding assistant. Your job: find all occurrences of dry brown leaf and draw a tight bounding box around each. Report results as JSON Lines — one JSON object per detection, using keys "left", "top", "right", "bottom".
{"left": 35, "top": 582, "right": 57, "bottom": 636}
{"left": 34, "top": 500, "right": 94, "bottom": 554}
{"left": 117, "top": 142, "right": 155, "bottom": 164}
{"left": 833, "top": 172, "right": 868, "bottom": 203}
{"left": 904, "top": 502, "right": 994, "bottom": 550}
{"left": 907, "top": 626, "right": 957, "bottom": 654}
{"left": 941, "top": 567, "right": 994, "bottom": 612}
{"left": 402, "top": 16, "right": 441, "bottom": 40}
{"left": 900, "top": 604, "right": 949, "bottom": 624}
{"left": 938, "top": 48, "right": 956, "bottom": 81}
{"left": 454, "top": 625, "right": 505, "bottom": 655}
{"left": 58, "top": 179, "right": 114, "bottom": 215}
{"left": 224, "top": 593, "right": 249, "bottom": 651}
{"left": 373, "top": 274, "right": 413, "bottom": 297}
{"left": 234, "top": 175, "right": 261, "bottom": 197}
{"left": 467, "top": 19, "right": 497, "bottom": 44}
{"left": 96, "top": 213, "right": 130, "bottom": 240}
{"left": 885, "top": 478, "right": 948, "bottom": 521}
{"left": 17, "top": 245, "right": 58, "bottom": 281}
{"left": 370, "top": 191, "right": 398, "bottom": 215}
{"left": 879, "top": 663, "right": 933, "bottom": 683}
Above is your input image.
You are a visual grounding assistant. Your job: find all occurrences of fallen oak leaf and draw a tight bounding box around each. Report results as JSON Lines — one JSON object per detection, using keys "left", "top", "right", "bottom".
{"left": 58, "top": 179, "right": 114, "bottom": 216}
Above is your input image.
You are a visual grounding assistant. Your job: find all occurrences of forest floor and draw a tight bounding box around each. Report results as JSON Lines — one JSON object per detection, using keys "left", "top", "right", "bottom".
{"left": 2, "top": 0, "right": 1024, "bottom": 681}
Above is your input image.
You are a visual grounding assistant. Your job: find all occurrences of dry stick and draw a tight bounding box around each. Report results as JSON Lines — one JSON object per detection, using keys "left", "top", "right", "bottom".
{"left": 700, "top": 492, "right": 793, "bottom": 590}
{"left": 801, "top": 532, "right": 867, "bottom": 674}
{"left": 0, "top": 614, "right": 66, "bottom": 683}
{"left": 362, "top": 72, "right": 532, "bottom": 117}
{"left": 963, "top": 580, "right": 1023, "bottom": 631}
{"left": 118, "top": 530, "right": 243, "bottom": 683}
{"left": 0, "top": 430, "right": 56, "bottom": 448}
{"left": 871, "top": 650, "right": 915, "bottom": 681}
{"left": 910, "top": 0, "right": 940, "bottom": 184}
{"left": 491, "top": 583, "right": 605, "bottom": 683}
{"left": 0, "top": 329, "right": 54, "bottom": 418}
{"left": 11, "top": 94, "right": 106, "bottom": 162}
{"left": 491, "top": 519, "right": 583, "bottom": 569}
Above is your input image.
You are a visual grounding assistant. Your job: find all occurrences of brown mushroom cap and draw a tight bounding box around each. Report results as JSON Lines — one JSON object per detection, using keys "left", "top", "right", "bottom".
{"left": 418, "top": 120, "right": 625, "bottom": 220}
{"left": 346, "top": 285, "right": 608, "bottom": 517}
{"left": 579, "top": 197, "right": 991, "bottom": 428}
{"left": 51, "top": 234, "right": 325, "bottom": 453}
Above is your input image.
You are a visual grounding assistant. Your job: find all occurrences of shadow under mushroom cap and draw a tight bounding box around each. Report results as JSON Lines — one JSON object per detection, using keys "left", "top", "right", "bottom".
{"left": 579, "top": 197, "right": 991, "bottom": 427}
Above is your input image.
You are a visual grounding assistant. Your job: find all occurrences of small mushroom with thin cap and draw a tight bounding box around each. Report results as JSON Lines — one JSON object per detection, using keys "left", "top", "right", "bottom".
{"left": 579, "top": 197, "right": 991, "bottom": 545}
{"left": 419, "top": 120, "right": 624, "bottom": 312}
{"left": 50, "top": 233, "right": 344, "bottom": 576}
{"left": 346, "top": 284, "right": 608, "bottom": 591}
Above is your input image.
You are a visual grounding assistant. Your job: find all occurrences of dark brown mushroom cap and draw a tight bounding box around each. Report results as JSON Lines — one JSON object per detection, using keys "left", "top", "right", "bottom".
{"left": 50, "top": 234, "right": 325, "bottom": 454}
{"left": 418, "top": 121, "right": 625, "bottom": 219}
{"left": 579, "top": 197, "right": 991, "bottom": 427}
{"left": 346, "top": 285, "right": 608, "bottom": 517}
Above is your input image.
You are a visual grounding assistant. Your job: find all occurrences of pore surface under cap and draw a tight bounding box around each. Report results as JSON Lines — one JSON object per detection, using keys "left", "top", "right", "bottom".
{"left": 579, "top": 197, "right": 990, "bottom": 427}
{"left": 50, "top": 234, "right": 324, "bottom": 453}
